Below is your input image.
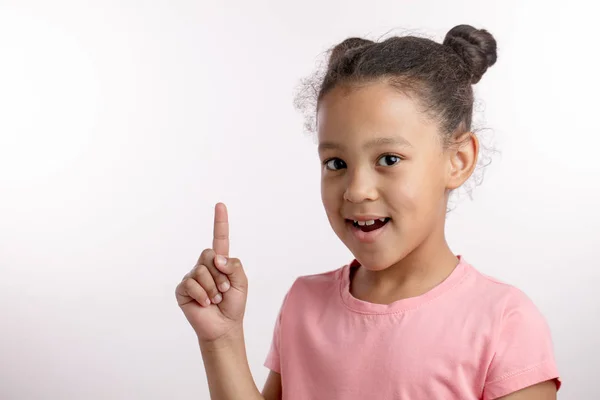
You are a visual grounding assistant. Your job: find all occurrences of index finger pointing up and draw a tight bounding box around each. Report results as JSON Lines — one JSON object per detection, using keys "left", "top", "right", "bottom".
{"left": 213, "top": 202, "right": 229, "bottom": 257}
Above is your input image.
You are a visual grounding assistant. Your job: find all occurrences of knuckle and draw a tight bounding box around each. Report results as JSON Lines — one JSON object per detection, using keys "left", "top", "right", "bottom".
{"left": 195, "top": 264, "right": 210, "bottom": 278}
{"left": 199, "top": 248, "right": 214, "bottom": 262}
{"left": 185, "top": 266, "right": 196, "bottom": 277}
{"left": 196, "top": 266, "right": 217, "bottom": 289}
{"left": 182, "top": 278, "right": 195, "bottom": 291}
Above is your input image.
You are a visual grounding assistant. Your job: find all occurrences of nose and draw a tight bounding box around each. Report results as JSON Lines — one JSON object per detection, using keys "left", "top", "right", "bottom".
{"left": 343, "top": 168, "right": 378, "bottom": 203}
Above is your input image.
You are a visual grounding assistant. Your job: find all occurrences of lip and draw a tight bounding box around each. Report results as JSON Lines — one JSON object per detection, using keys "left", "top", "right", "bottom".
{"left": 344, "top": 215, "right": 389, "bottom": 221}
{"left": 344, "top": 218, "right": 391, "bottom": 244}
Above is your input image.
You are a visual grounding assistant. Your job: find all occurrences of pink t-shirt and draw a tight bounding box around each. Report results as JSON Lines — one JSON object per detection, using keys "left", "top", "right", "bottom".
{"left": 264, "top": 257, "right": 560, "bottom": 399}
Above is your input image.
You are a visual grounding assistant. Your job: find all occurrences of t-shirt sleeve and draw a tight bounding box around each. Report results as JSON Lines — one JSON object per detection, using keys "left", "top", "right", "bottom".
{"left": 483, "top": 289, "right": 561, "bottom": 400}
{"left": 264, "top": 291, "right": 290, "bottom": 374}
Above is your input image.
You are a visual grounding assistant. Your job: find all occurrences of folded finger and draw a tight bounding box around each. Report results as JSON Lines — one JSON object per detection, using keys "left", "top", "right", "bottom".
{"left": 192, "top": 264, "right": 223, "bottom": 304}
{"left": 177, "top": 278, "right": 211, "bottom": 307}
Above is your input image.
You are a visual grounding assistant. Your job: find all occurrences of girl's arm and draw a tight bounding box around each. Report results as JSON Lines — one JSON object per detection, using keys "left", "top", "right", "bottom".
{"left": 496, "top": 380, "right": 556, "bottom": 400}
{"left": 199, "top": 329, "right": 264, "bottom": 400}
{"left": 261, "top": 371, "right": 282, "bottom": 400}
{"left": 178, "top": 204, "right": 266, "bottom": 399}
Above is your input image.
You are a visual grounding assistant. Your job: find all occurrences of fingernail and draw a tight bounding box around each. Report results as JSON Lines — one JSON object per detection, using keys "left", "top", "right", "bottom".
{"left": 215, "top": 255, "right": 226, "bottom": 267}
{"left": 205, "top": 298, "right": 211, "bottom": 306}
{"left": 213, "top": 293, "right": 222, "bottom": 304}
{"left": 219, "top": 281, "right": 230, "bottom": 292}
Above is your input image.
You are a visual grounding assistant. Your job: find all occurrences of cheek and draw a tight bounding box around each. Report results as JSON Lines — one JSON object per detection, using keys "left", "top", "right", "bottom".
{"left": 321, "top": 177, "right": 340, "bottom": 212}
{"left": 321, "top": 179, "right": 346, "bottom": 232}
{"left": 390, "top": 163, "right": 446, "bottom": 212}
{"left": 388, "top": 181, "right": 421, "bottom": 212}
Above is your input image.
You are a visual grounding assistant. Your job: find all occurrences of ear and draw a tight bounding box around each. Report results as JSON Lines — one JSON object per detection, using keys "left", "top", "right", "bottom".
{"left": 446, "top": 132, "right": 479, "bottom": 190}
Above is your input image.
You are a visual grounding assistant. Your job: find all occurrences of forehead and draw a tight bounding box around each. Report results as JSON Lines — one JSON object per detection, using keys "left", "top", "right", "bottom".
{"left": 316, "top": 81, "right": 439, "bottom": 147}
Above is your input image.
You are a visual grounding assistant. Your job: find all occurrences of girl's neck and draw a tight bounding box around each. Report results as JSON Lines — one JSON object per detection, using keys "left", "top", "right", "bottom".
{"left": 350, "top": 230, "right": 459, "bottom": 305}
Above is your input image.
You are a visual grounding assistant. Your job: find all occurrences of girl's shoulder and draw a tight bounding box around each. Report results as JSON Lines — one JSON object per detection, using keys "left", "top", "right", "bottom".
{"left": 459, "top": 260, "right": 549, "bottom": 325}
{"left": 278, "top": 263, "right": 350, "bottom": 310}
{"left": 288, "top": 263, "right": 347, "bottom": 293}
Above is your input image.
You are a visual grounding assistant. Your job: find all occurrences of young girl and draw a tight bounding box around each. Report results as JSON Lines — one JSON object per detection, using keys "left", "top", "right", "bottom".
{"left": 176, "top": 24, "right": 561, "bottom": 399}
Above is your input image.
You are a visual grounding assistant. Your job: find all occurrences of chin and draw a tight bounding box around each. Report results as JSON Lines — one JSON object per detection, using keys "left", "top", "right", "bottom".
{"left": 356, "top": 261, "right": 391, "bottom": 271}
{"left": 348, "top": 249, "right": 402, "bottom": 271}
{"left": 348, "top": 237, "right": 417, "bottom": 271}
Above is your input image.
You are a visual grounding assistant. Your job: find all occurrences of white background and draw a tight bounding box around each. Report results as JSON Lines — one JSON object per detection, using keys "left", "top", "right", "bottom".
{"left": 1, "top": 1, "right": 598, "bottom": 399}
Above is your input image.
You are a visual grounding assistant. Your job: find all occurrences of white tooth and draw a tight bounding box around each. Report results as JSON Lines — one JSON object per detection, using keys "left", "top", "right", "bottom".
{"left": 365, "top": 220, "right": 375, "bottom": 226}
{"left": 357, "top": 221, "right": 366, "bottom": 226}
{"left": 379, "top": 218, "right": 387, "bottom": 222}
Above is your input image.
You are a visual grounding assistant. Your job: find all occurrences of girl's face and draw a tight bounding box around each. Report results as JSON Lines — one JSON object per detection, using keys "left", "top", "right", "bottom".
{"left": 317, "top": 81, "right": 463, "bottom": 270}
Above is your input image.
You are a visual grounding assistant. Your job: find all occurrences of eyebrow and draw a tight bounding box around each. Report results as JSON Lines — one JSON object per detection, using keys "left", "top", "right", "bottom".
{"left": 318, "top": 136, "right": 413, "bottom": 152}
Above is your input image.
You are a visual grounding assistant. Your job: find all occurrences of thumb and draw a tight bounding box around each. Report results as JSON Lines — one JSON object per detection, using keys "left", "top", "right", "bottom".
{"left": 214, "top": 255, "right": 247, "bottom": 290}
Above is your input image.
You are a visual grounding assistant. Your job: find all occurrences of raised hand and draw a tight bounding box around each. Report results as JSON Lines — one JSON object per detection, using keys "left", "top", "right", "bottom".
{"left": 176, "top": 203, "right": 248, "bottom": 342}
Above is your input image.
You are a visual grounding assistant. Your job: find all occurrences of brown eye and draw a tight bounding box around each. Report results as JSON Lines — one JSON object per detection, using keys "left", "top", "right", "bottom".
{"left": 324, "top": 158, "right": 347, "bottom": 171}
{"left": 377, "top": 154, "right": 401, "bottom": 167}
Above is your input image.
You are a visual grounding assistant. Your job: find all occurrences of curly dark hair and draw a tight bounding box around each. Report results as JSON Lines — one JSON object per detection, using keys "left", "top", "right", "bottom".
{"left": 294, "top": 24, "right": 498, "bottom": 195}
{"left": 295, "top": 24, "right": 497, "bottom": 146}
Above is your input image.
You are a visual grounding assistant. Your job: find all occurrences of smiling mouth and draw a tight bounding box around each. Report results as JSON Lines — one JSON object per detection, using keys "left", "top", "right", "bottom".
{"left": 346, "top": 217, "right": 391, "bottom": 232}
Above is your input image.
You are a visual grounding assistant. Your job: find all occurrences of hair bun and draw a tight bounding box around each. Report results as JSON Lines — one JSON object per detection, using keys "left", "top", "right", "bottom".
{"left": 443, "top": 24, "right": 497, "bottom": 84}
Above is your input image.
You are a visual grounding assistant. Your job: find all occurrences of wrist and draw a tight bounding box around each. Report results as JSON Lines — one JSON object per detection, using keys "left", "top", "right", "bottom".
{"left": 198, "top": 325, "right": 245, "bottom": 352}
